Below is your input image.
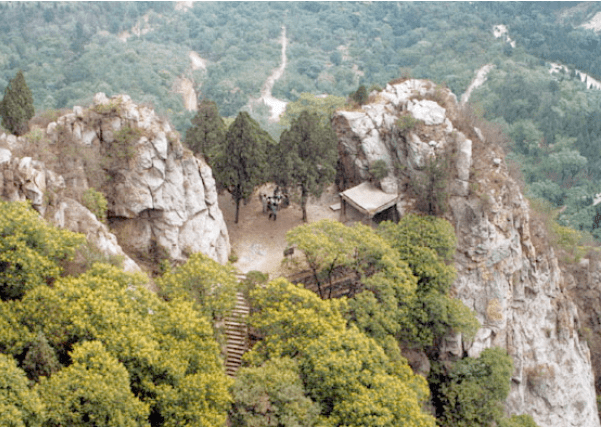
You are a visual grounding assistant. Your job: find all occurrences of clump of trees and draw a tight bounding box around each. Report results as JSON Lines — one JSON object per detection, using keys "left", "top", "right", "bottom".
{"left": 287, "top": 215, "right": 479, "bottom": 351}
{"left": 214, "top": 111, "right": 275, "bottom": 224}
{"left": 235, "top": 278, "right": 436, "bottom": 427}
{"left": 0, "top": 200, "right": 234, "bottom": 427}
{"left": 0, "top": 193, "right": 540, "bottom": 427}
{"left": 185, "top": 99, "right": 339, "bottom": 223}
{"left": 282, "top": 215, "right": 538, "bottom": 427}
{"left": 428, "top": 347, "right": 536, "bottom": 427}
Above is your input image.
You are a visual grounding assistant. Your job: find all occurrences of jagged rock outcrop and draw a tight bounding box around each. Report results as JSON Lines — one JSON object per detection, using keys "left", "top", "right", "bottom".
{"left": 333, "top": 79, "right": 600, "bottom": 427}
{"left": 0, "top": 147, "right": 140, "bottom": 272}
{"left": 0, "top": 93, "right": 230, "bottom": 268}
{"left": 563, "top": 256, "right": 601, "bottom": 395}
{"left": 55, "top": 93, "right": 229, "bottom": 264}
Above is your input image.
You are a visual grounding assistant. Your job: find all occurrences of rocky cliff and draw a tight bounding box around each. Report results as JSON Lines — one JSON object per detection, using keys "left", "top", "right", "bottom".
{"left": 333, "top": 79, "right": 600, "bottom": 427}
{"left": 0, "top": 93, "right": 230, "bottom": 269}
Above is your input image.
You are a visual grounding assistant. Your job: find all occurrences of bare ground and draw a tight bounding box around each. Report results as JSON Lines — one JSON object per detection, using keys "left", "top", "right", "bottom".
{"left": 219, "top": 184, "right": 360, "bottom": 279}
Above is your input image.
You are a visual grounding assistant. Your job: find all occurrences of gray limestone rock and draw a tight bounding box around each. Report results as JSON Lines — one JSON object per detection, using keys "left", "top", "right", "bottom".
{"left": 332, "top": 79, "right": 600, "bottom": 427}
{"left": 407, "top": 99, "right": 446, "bottom": 125}
{"left": 1, "top": 93, "right": 231, "bottom": 268}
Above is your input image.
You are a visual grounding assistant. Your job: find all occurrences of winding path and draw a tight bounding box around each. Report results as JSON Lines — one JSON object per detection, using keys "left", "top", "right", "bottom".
{"left": 259, "top": 26, "right": 288, "bottom": 122}
{"left": 461, "top": 64, "right": 495, "bottom": 105}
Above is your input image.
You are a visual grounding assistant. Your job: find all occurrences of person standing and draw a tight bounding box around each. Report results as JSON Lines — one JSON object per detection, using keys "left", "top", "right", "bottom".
{"left": 260, "top": 193, "right": 268, "bottom": 214}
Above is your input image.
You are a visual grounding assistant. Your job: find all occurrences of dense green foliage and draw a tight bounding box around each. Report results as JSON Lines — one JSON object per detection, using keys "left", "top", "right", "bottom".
{"left": 37, "top": 340, "right": 149, "bottom": 427}
{"left": 1, "top": 3, "right": 596, "bottom": 424}
{"left": 243, "top": 278, "right": 436, "bottom": 427}
{"left": 429, "top": 347, "right": 516, "bottom": 427}
{"left": 287, "top": 217, "right": 479, "bottom": 350}
{"left": 214, "top": 111, "right": 274, "bottom": 223}
{"left": 470, "top": 62, "right": 601, "bottom": 240}
{"left": 3, "top": 1, "right": 601, "bottom": 238}
{"left": 0, "top": 353, "right": 45, "bottom": 427}
{"left": 275, "top": 111, "right": 338, "bottom": 221}
{"left": 0, "top": 200, "right": 85, "bottom": 300}
{"left": 0, "top": 70, "right": 34, "bottom": 135}
{"left": 231, "top": 357, "right": 320, "bottom": 427}
{"left": 378, "top": 215, "right": 479, "bottom": 347}
{"left": 0, "top": 201, "right": 233, "bottom": 427}
{"left": 5, "top": 2, "right": 600, "bottom": 131}
{"left": 185, "top": 99, "right": 227, "bottom": 165}
{"left": 157, "top": 252, "right": 238, "bottom": 323}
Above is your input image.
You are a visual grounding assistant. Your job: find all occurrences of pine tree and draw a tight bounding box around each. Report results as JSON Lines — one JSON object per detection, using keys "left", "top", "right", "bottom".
{"left": 0, "top": 70, "right": 34, "bottom": 136}
{"left": 184, "top": 99, "right": 226, "bottom": 165}
{"left": 277, "top": 111, "right": 337, "bottom": 222}
{"left": 215, "top": 112, "right": 273, "bottom": 223}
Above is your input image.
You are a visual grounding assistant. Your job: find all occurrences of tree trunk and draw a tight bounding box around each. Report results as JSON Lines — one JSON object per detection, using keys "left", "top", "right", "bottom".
{"left": 301, "top": 185, "right": 308, "bottom": 222}
{"left": 235, "top": 196, "right": 241, "bottom": 224}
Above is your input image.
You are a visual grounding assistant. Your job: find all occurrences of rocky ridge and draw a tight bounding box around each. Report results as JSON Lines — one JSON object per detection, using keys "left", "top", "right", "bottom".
{"left": 0, "top": 93, "right": 230, "bottom": 269}
{"left": 333, "top": 79, "right": 600, "bottom": 427}
{"left": 0, "top": 145, "right": 141, "bottom": 272}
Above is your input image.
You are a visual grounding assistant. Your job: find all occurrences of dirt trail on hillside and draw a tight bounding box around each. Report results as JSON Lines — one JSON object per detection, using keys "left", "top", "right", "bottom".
{"left": 219, "top": 184, "right": 360, "bottom": 278}
{"left": 258, "top": 26, "right": 288, "bottom": 122}
{"left": 461, "top": 64, "right": 494, "bottom": 105}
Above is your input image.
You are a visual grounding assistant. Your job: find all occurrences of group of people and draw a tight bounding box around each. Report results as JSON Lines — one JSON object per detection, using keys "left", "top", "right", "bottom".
{"left": 260, "top": 187, "right": 288, "bottom": 221}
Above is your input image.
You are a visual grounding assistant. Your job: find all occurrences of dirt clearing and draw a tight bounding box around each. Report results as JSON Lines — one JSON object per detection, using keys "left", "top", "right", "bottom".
{"left": 219, "top": 184, "right": 361, "bottom": 278}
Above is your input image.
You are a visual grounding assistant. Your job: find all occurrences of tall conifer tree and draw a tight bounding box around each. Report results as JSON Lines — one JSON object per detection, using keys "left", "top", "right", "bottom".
{"left": 0, "top": 70, "right": 34, "bottom": 136}
{"left": 184, "top": 99, "right": 226, "bottom": 165}
{"left": 277, "top": 111, "right": 337, "bottom": 222}
{"left": 215, "top": 112, "right": 272, "bottom": 223}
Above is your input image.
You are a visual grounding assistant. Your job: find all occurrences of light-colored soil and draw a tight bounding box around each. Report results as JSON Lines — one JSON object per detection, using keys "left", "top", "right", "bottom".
{"left": 219, "top": 184, "right": 360, "bottom": 279}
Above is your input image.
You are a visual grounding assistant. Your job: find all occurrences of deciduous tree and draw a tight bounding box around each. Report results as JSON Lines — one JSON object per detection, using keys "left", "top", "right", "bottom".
{"left": 245, "top": 279, "right": 435, "bottom": 427}
{"left": 0, "top": 353, "right": 45, "bottom": 427}
{"left": 231, "top": 357, "right": 320, "bottom": 427}
{"left": 0, "top": 200, "right": 85, "bottom": 301}
{"left": 36, "top": 340, "right": 150, "bottom": 427}
{"left": 157, "top": 252, "right": 238, "bottom": 324}
{"left": 430, "top": 347, "right": 515, "bottom": 427}
{"left": 1, "top": 262, "right": 233, "bottom": 427}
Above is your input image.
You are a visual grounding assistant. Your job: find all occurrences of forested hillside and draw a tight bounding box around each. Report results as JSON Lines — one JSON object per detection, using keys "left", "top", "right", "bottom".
{"left": 3, "top": 1, "right": 601, "bottom": 237}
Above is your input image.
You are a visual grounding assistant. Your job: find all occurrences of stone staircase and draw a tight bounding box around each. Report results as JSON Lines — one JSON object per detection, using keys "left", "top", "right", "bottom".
{"left": 224, "top": 289, "right": 250, "bottom": 377}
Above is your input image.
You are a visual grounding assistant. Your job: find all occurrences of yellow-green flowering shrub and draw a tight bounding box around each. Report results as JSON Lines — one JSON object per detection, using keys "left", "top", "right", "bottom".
{"left": 0, "top": 200, "right": 85, "bottom": 300}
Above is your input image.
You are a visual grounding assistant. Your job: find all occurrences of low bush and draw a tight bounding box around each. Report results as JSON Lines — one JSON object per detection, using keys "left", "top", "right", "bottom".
{"left": 396, "top": 113, "right": 422, "bottom": 132}
{"left": 369, "top": 159, "right": 389, "bottom": 181}
{"left": 82, "top": 188, "right": 108, "bottom": 223}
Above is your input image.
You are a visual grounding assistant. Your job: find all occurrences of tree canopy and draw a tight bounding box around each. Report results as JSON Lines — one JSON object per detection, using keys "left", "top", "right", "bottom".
{"left": 287, "top": 217, "right": 479, "bottom": 350}
{"left": 243, "top": 278, "right": 436, "bottom": 427}
{"left": 0, "top": 70, "right": 34, "bottom": 135}
{"left": 184, "top": 99, "right": 227, "bottom": 165}
{"left": 0, "top": 200, "right": 85, "bottom": 301}
{"left": 214, "top": 111, "right": 274, "bottom": 223}
{"left": 429, "top": 347, "right": 516, "bottom": 427}
{"left": 0, "top": 200, "right": 234, "bottom": 427}
{"left": 276, "top": 111, "right": 338, "bottom": 221}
